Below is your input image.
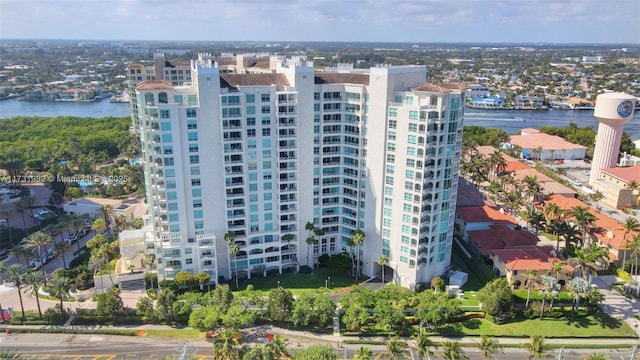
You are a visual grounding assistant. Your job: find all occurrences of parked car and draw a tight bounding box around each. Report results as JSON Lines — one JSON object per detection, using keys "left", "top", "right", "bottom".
{"left": 1, "top": 309, "right": 11, "bottom": 322}
{"left": 582, "top": 170, "right": 590, "bottom": 176}
{"left": 29, "top": 258, "right": 41, "bottom": 270}
{"left": 571, "top": 179, "right": 582, "bottom": 187}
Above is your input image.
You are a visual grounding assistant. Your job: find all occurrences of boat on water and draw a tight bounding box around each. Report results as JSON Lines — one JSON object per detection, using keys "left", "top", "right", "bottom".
{"left": 514, "top": 116, "right": 524, "bottom": 122}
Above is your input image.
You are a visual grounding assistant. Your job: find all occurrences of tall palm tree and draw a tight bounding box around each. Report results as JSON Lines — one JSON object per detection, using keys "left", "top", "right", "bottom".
{"left": 212, "top": 328, "right": 242, "bottom": 360}
{"left": 559, "top": 222, "right": 580, "bottom": 255}
{"left": 14, "top": 198, "right": 31, "bottom": 234}
{"left": 589, "top": 190, "right": 605, "bottom": 210}
{"left": 242, "top": 344, "right": 272, "bottom": 360}
{"left": 440, "top": 340, "right": 468, "bottom": 360}
{"left": 568, "top": 277, "right": 589, "bottom": 314}
{"left": 352, "top": 228, "right": 365, "bottom": 280}
{"left": 5, "top": 264, "right": 27, "bottom": 324}
{"left": 25, "top": 271, "right": 44, "bottom": 319}
{"left": 0, "top": 209, "right": 15, "bottom": 245}
{"left": 49, "top": 276, "right": 71, "bottom": 320}
{"left": 100, "top": 204, "right": 115, "bottom": 234}
{"left": 54, "top": 240, "right": 72, "bottom": 269}
{"left": 477, "top": 335, "right": 503, "bottom": 360}
{"left": 143, "top": 254, "right": 156, "bottom": 292}
{"left": 625, "top": 180, "right": 639, "bottom": 208}
{"left": 523, "top": 175, "right": 542, "bottom": 217}
{"left": 91, "top": 218, "right": 107, "bottom": 235}
{"left": 624, "top": 234, "right": 640, "bottom": 279}
{"left": 412, "top": 330, "right": 435, "bottom": 360}
{"left": 354, "top": 347, "right": 374, "bottom": 360}
{"left": 538, "top": 275, "right": 558, "bottom": 319}
{"left": 70, "top": 216, "right": 85, "bottom": 252}
{"left": 224, "top": 231, "right": 239, "bottom": 287}
{"left": 524, "top": 269, "right": 537, "bottom": 308}
{"left": 305, "top": 234, "right": 317, "bottom": 274}
{"left": 523, "top": 335, "right": 547, "bottom": 360}
{"left": 377, "top": 254, "right": 389, "bottom": 284}
{"left": 11, "top": 245, "right": 32, "bottom": 266}
{"left": 570, "top": 244, "right": 609, "bottom": 286}
{"left": 376, "top": 337, "right": 408, "bottom": 360}
{"left": 26, "top": 231, "right": 52, "bottom": 284}
{"left": 620, "top": 217, "right": 640, "bottom": 271}
{"left": 569, "top": 206, "right": 596, "bottom": 247}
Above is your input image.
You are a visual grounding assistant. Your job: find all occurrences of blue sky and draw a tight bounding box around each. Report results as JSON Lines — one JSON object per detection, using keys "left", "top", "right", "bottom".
{"left": 1, "top": 0, "right": 639, "bottom": 44}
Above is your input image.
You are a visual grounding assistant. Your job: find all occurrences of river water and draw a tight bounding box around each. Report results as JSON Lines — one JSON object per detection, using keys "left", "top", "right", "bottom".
{"left": 1, "top": 97, "right": 639, "bottom": 140}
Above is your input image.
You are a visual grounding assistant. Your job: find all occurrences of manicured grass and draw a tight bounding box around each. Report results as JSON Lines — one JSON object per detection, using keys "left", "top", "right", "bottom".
{"left": 144, "top": 329, "right": 204, "bottom": 340}
{"left": 232, "top": 268, "right": 358, "bottom": 296}
{"left": 450, "top": 242, "right": 496, "bottom": 292}
{"left": 454, "top": 310, "right": 636, "bottom": 338}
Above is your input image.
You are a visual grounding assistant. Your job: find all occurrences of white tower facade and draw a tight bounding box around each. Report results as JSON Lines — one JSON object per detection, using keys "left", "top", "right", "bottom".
{"left": 132, "top": 55, "right": 464, "bottom": 289}
{"left": 588, "top": 92, "right": 636, "bottom": 186}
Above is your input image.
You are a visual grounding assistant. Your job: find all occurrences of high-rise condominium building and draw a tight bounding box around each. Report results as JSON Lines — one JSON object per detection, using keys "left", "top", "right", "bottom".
{"left": 130, "top": 54, "right": 465, "bottom": 289}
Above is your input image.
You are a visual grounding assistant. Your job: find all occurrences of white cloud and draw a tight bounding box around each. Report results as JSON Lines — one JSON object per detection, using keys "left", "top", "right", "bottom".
{"left": 0, "top": 0, "right": 638, "bottom": 42}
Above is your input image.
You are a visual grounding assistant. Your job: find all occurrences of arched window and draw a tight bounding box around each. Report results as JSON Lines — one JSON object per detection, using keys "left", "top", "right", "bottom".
{"left": 430, "top": 95, "right": 438, "bottom": 106}
{"left": 158, "top": 92, "right": 168, "bottom": 104}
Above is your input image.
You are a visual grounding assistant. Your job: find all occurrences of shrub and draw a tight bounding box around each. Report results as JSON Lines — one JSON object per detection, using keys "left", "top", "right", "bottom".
{"left": 298, "top": 265, "right": 312, "bottom": 274}
{"left": 616, "top": 268, "right": 632, "bottom": 282}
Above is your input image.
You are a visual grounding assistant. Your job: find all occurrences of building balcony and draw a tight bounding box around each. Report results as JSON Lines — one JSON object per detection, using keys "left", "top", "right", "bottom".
{"left": 201, "top": 252, "right": 215, "bottom": 258}
{"left": 199, "top": 239, "right": 215, "bottom": 247}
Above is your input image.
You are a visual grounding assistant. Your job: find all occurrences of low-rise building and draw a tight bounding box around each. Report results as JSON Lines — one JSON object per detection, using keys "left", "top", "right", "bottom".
{"left": 508, "top": 128, "right": 587, "bottom": 161}
{"left": 514, "top": 95, "right": 544, "bottom": 108}
{"left": 468, "top": 224, "right": 539, "bottom": 256}
{"left": 592, "top": 166, "right": 640, "bottom": 210}
{"left": 455, "top": 205, "right": 518, "bottom": 242}
{"left": 63, "top": 197, "right": 139, "bottom": 221}
{"left": 489, "top": 245, "right": 572, "bottom": 289}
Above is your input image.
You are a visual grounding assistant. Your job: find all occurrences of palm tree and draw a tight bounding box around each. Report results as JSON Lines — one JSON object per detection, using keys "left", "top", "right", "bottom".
{"left": 53, "top": 240, "right": 72, "bottom": 269}
{"left": 10, "top": 245, "right": 32, "bottom": 266}
{"left": 440, "top": 340, "right": 468, "bottom": 360}
{"left": 412, "top": 330, "right": 435, "bottom": 360}
{"left": 5, "top": 264, "right": 27, "bottom": 324}
{"left": 376, "top": 337, "right": 408, "bottom": 360}
{"left": 242, "top": 344, "right": 272, "bottom": 360}
{"left": 538, "top": 275, "right": 559, "bottom": 319}
{"left": 570, "top": 244, "right": 609, "bottom": 286}
{"left": 14, "top": 198, "right": 31, "bottom": 233}
{"left": 224, "top": 231, "right": 239, "bottom": 288}
{"left": 559, "top": 222, "right": 580, "bottom": 255}
{"left": 582, "top": 352, "right": 610, "bottom": 360}
{"left": 524, "top": 269, "right": 537, "bottom": 308}
{"left": 568, "top": 277, "right": 589, "bottom": 314}
{"left": 532, "top": 146, "right": 543, "bottom": 161}
{"left": 143, "top": 254, "right": 156, "bottom": 292}
{"left": 523, "top": 175, "right": 542, "bottom": 217}
{"left": 523, "top": 335, "right": 547, "bottom": 360}
{"left": 589, "top": 190, "right": 605, "bottom": 210}
{"left": 0, "top": 209, "right": 15, "bottom": 245}
{"left": 305, "top": 234, "right": 317, "bottom": 275}
{"left": 69, "top": 216, "right": 85, "bottom": 252}
{"left": 352, "top": 229, "right": 365, "bottom": 280}
{"left": 212, "top": 328, "right": 242, "bottom": 360}
{"left": 49, "top": 276, "right": 71, "bottom": 321}
{"left": 569, "top": 206, "right": 596, "bottom": 247}
{"left": 625, "top": 180, "right": 639, "bottom": 208}
{"left": 620, "top": 217, "right": 640, "bottom": 271}
{"left": 25, "top": 271, "right": 44, "bottom": 319}
{"left": 100, "top": 204, "right": 115, "bottom": 234}
{"left": 476, "top": 335, "right": 503, "bottom": 360}
{"left": 26, "top": 231, "right": 52, "bottom": 284}
{"left": 377, "top": 254, "right": 389, "bottom": 284}
{"left": 354, "top": 347, "right": 374, "bottom": 360}
{"left": 91, "top": 218, "right": 107, "bottom": 235}
{"left": 624, "top": 234, "right": 640, "bottom": 278}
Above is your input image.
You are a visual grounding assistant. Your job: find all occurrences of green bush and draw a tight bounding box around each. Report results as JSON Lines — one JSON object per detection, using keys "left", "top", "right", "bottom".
{"left": 616, "top": 268, "right": 632, "bottom": 282}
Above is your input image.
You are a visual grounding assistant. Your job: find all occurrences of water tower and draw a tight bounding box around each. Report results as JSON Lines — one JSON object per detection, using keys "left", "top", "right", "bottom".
{"left": 588, "top": 92, "right": 636, "bottom": 186}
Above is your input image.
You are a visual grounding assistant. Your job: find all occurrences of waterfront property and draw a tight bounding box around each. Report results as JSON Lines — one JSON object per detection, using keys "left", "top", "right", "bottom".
{"left": 130, "top": 54, "right": 465, "bottom": 289}
{"left": 507, "top": 128, "right": 587, "bottom": 160}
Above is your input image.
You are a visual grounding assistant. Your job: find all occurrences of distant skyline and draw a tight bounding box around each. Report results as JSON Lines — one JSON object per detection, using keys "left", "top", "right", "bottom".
{"left": 1, "top": 0, "right": 639, "bottom": 44}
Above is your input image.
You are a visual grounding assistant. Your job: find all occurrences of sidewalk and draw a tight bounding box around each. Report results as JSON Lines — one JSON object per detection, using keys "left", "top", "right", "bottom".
{"left": 592, "top": 275, "right": 640, "bottom": 338}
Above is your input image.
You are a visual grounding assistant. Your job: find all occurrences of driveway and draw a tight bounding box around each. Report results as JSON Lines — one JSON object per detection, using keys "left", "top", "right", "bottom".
{"left": 592, "top": 275, "right": 640, "bottom": 337}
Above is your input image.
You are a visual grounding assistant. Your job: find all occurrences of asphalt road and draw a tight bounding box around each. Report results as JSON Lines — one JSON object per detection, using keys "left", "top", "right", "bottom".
{"left": 1, "top": 333, "right": 638, "bottom": 360}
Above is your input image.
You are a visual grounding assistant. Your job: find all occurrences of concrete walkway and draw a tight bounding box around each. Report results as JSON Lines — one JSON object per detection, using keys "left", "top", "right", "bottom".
{"left": 591, "top": 275, "right": 640, "bottom": 338}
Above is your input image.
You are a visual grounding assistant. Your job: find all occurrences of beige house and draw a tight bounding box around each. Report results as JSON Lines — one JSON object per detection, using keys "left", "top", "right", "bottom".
{"left": 489, "top": 245, "right": 573, "bottom": 289}
{"left": 592, "top": 166, "right": 640, "bottom": 209}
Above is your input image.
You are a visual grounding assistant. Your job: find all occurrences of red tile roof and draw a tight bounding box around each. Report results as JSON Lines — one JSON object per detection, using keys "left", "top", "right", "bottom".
{"left": 601, "top": 166, "right": 640, "bottom": 183}
{"left": 136, "top": 80, "right": 173, "bottom": 90}
{"left": 468, "top": 225, "right": 539, "bottom": 255}
{"left": 510, "top": 133, "right": 587, "bottom": 151}
{"left": 490, "top": 245, "right": 567, "bottom": 272}
{"left": 456, "top": 205, "right": 518, "bottom": 224}
{"left": 544, "top": 194, "right": 636, "bottom": 250}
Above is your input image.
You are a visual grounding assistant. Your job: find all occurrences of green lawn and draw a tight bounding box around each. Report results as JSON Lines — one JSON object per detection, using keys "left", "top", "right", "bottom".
{"left": 453, "top": 310, "right": 636, "bottom": 337}
{"left": 232, "top": 268, "right": 359, "bottom": 296}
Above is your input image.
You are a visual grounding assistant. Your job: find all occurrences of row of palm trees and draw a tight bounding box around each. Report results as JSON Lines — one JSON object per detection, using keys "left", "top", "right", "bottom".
{"left": 0, "top": 262, "right": 70, "bottom": 324}
{"left": 209, "top": 326, "right": 596, "bottom": 360}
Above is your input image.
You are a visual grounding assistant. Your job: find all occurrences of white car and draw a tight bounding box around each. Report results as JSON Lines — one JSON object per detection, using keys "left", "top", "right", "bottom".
{"left": 571, "top": 179, "right": 582, "bottom": 187}
{"left": 582, "top": 170, "right": 590, "bottom": 176}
